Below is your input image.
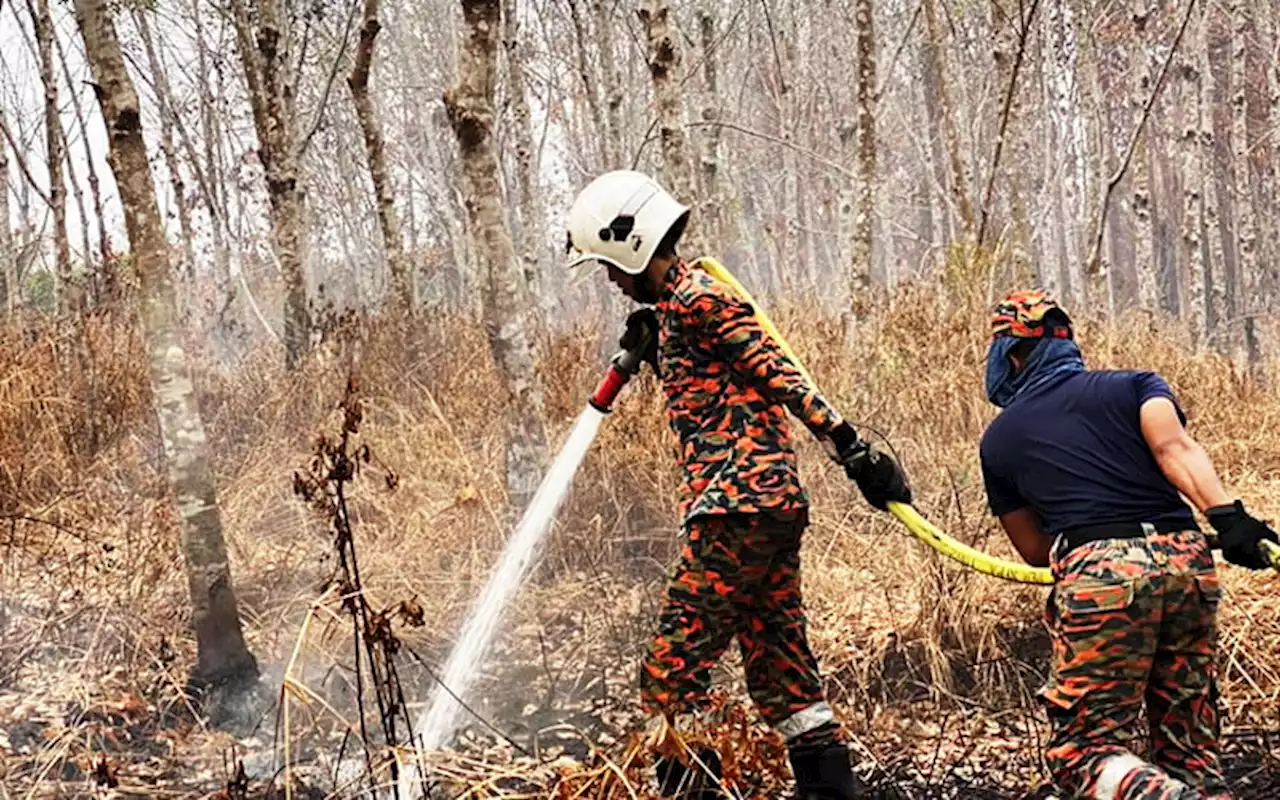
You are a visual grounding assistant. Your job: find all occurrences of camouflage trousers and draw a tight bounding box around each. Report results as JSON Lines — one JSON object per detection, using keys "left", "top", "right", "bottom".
{"left": 1041, "top": 529, "right": 1230, "bottom": 799}
{"left": 639, "top": 511, "right": 837, "bottom": 741}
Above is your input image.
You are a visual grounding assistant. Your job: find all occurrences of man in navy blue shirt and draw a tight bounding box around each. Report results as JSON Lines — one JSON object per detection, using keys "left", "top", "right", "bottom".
{"left": 979, "top": 290, "right": 1277, "bottom": 800}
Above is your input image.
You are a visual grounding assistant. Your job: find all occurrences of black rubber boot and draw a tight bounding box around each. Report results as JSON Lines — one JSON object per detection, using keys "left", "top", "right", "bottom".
{"left": 788, "top": 741, "right": 863, "bottom": 799}
{"left": 655, "top": 747, "right": 724, "bottom": 799}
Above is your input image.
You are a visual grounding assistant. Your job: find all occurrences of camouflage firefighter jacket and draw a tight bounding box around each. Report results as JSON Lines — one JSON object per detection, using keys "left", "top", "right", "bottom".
{"left": 654, "top": 260, "right": 844, "bottom": 522}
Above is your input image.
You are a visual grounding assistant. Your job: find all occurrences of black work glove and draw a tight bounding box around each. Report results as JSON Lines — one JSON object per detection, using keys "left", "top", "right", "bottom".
{"left": 1206, "top": 500, "right": 1279, "bottom": 571}
{"left": 825, "top": 422, "right": 913, "bottom": 511}
{"left": 619, "top": 307, "right": 660, "bottom": 375}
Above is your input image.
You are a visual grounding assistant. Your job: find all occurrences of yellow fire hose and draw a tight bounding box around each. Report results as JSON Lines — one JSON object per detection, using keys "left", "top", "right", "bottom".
{"left": 693, "top": 257, "right": 1280, "bottom": 581}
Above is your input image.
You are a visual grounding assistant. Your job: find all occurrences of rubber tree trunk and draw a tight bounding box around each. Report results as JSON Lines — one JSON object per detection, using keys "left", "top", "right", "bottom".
{"left": 566, "top": 0, "right": 613, "bottom": 169}
{"left": 445, "top": 0, "right": 549, "bottom": 516}
{"left": 53, "top": 23, "right": 113, "bottom": 304}
{"left": 348, "top": 0, "right": 413, "bottom": 313}
{"left": 135, "top": 12, "right": 197, "bottom": 284}
{"left": 228, "top": 0, "right": 310, "bottom": 369}
{"left": 696, "top": 6, "right": 724, "bottom": 251}
{"left": 639, "top": 0, "right": 708, "bottom": 259}
{"left": 1145, "top": 22, "right": 1181, "bottom": 317}
{"left": 1204, "top": 2, "right": 1237, "bottom": 351}
{"left": 1178, "top": 5, "right": 1208, "bottom": 344}
{"left": 72, "top": 0, "right": 259, "bottom": 698}
{"left": 0, "top": 107, "right": 10, "bottom": 313}
{"left": 595, "top": 0, "right": 624, "bottom": 166}
{"left": 500, "top": 0, "right": 545, "bottom": 315}
{"left": 31, "top": 0, "right": 78, "bottom": 316}
{"left": 850, "top": 0, "right": 876, "bottom": 301}
{"left": 922, "top": 0, "right": 974, "bottom": 236}
{"left": 1239, "top": 1, "right": 1275, "bottom": 305}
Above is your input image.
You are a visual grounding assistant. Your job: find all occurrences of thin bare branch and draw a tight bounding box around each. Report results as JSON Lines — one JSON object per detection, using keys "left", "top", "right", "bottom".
{"left": 0, "top": 113, "right": 52, "bottom": 208}
{"left": 976, "top": 0, "right": 1042, "bottom": 250}
{"left": 298, "top": 0, "right": 361, "bottom": 158}
{"left": 873, "top": 0, "right": 924, "bottom": 103}
{"left": 637, "top": 119, "right": 855, "bottom": 178}
{"left": 1085, "top": 0, "right": 1198, "bottom": 277}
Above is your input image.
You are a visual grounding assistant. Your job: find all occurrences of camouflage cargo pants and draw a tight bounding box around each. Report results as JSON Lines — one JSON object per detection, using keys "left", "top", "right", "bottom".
{"left": 639, "top": 511, "right": 836, "bottom": 740}
{"left": 1042, "top": 529, "right": 1230, "bottom": 799}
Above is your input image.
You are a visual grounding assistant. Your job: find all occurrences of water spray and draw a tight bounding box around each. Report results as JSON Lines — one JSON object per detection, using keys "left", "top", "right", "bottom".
{"left": 408, "top": 324, "right": 652, "bottom": 787}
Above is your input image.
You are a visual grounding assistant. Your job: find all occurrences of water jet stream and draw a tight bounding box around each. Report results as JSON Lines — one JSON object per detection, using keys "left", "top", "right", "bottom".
{"left": 415, "top": 404, "right": 607, "bottom": 751}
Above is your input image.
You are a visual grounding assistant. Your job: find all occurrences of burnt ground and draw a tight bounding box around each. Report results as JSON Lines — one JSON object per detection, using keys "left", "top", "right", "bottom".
{"left": 3, "top": 653, "right": 1276, "bottom": 799}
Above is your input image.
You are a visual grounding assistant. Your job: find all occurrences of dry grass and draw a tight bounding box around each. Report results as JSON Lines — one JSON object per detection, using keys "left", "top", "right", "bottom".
{"left": 0, "top": 282, "right": 1278, "bottom": 797}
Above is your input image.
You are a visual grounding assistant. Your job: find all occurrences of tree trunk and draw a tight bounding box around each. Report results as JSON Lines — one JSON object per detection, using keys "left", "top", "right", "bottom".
{"left": 42, "top": 22, "right": 97, "bottom": 303}
{"left": 1094, "top": 10, "right": 1138, "bottom": 311}
{"left": 566, "top": 0, "right": 612, "bottom": 170}
{"left": 228, "top": 0, "right": 310, "bottom": 369}
{"left": 0, "top": 107, "right": 10, "bottom": 314}
{"left": 1234, "top": 0, "right": 1269, "bottom": 315}
{"left": 1239, "top": 2, "right": 1275, "bottom": 305}
{"left": 918, "top": 2, "right": 951, "bottom": 247}
{"left": 54, "top": 21, "right": 113, "bottom": 304}
{"left": 639, "top": 0, "right": 707, "bottom": 259}
{"left": 1179, "top": 8, "right": 1208, "bottom": 344}
{"left": 1148, "top": 43, "right": 1181, "bottom": 317}
{"left": 1073, "top": 5, "right": 1108, "bottom": 310}
{"left": 595, "top": 0, "right": 624, "bottom": 166}
{"left": 500, "top": 0, "right": 543, "bottom": 312}
{"left": 445, "top": 0, "right": 549, "bottom": 515}
{"left": 73, "top": 0, "right": 259, "bottom": 697}
{"left": 1203, "top": 4, "right": 1234, "bottom": 347}
{"left": 922, "top": 0, "right": 974, "bottom": 236}
{"left": 696, "top": 7, "right": 724, "bottom": 252}
{"left": 192, "top": 1, "right": 235, "bottom": 308}
{"left": 31, "top": 0, "right": 78, "bottom": 316}
{"left": 348, "top": 0, "right": 413, "bottom": 313}
{"left": 850, "top": 0, "right": 875, "bottom": 301}
{"left": 1131, "top": 11, "right": 1155, "bottom": 312}
{"left": 60, "top": 125, "right": 96, "bottom": 305}
{"left": 134, "top": 12, "right": 196, "bottom": 287}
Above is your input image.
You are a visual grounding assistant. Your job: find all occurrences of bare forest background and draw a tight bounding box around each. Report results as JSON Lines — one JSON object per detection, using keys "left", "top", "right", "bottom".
{"left": 1, "top": 0, "right": 1279, "bottom": 797}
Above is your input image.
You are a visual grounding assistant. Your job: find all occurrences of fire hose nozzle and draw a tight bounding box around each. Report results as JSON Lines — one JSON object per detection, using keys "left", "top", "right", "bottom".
{"left": 588, "top": 315, "right": 655, "bottom": 413}
{"left": 588, "top": 352, "right": 639, "bottom": 414}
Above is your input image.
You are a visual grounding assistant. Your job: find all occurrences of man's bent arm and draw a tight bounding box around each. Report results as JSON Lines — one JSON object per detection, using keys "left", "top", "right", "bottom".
{"left": 1140, "top": 397, "right": 1232, "bottom": 513}
{"left": 692, "top": 293, "right": 842, "bottom": 436}
{"left": 998, "top": 508, "right": 1053, "bottom": 567}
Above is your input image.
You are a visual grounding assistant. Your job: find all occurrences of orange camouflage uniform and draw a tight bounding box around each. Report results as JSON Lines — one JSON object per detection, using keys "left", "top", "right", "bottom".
{"left": 1044, "top": 529, "right": 1230, "bottom": 799}
{"left": 638, "top": 260, "right": 843, "bottom": 737}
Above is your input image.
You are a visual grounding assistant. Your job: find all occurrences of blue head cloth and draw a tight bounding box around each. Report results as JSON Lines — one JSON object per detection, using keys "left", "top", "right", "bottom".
{"left": 985, "top": 335, "right": 1085, "bottom": 408}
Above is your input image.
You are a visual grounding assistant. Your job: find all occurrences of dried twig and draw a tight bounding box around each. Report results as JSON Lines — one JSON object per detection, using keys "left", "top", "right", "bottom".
{"left": 291, "top": 377, "right": 420, "bottom": 798}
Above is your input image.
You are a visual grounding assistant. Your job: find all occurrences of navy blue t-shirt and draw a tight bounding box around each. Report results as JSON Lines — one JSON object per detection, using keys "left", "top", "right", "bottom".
{"left": 979, "top": 370, "right": 1195, "bottom": 533}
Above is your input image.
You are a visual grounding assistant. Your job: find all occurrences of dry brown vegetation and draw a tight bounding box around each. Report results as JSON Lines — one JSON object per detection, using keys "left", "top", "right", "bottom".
{"left": 1, "top": 279, "right": 1278, "bottom": 798}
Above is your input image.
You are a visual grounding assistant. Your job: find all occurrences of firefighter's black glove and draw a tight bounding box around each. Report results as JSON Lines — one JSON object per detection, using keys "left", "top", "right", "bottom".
{"left": 1206, "top": 500, "right": 1279, "bottom": 571}
{"left": 825, "top": 422, "right": 912, "bottom": 512}
{"left": 619, "top": 307, "right": 660, "bottom": 375}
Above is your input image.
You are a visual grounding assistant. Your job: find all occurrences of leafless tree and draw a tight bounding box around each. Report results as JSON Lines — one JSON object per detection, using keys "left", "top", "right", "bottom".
{"left": 445, "top": 0, "right": 550, "bottom": 514}
{"left": 30, "top": 0, "right": 78, "bottom": 315}
{"left": 639, "top": 0, "right": 707, "bottom": 259}
{"left": 228, "top": 0, "right": 312, "bottom": 368}
{"left": 73, "top": 0, "right": 259, "bottom": 701}
{"left": 348, "top": 0, "right": 413, "bottom": 313}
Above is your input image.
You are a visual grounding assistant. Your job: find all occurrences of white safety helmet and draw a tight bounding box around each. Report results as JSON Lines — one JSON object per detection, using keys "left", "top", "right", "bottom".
{"left": 565, "top": 170, "right": 690, "bottom": 275}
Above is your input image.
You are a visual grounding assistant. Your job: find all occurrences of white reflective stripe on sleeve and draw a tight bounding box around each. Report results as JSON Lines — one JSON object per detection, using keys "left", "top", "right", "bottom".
{"left": 774, "top": 702, "right": 835, "bottom": 741}
{"left": 1091, "top": 753, "right": 1146, "bottom": 799}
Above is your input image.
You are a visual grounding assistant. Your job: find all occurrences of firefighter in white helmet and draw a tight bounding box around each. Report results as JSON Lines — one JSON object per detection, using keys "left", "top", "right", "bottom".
{"left": 567, "top": 170, "right": 912, "bottom": 799}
